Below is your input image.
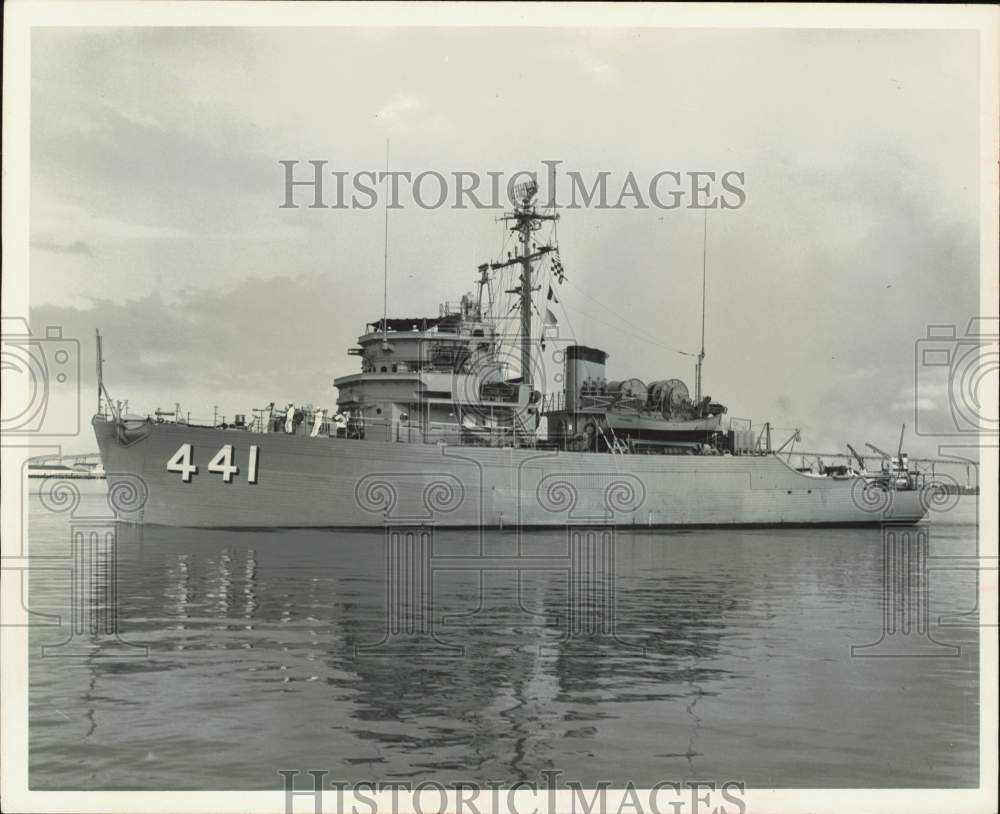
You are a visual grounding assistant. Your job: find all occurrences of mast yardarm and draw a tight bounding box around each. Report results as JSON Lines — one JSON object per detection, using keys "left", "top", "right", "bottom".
{"left": 490, "top": 180, "right": 558, "bottom": 386}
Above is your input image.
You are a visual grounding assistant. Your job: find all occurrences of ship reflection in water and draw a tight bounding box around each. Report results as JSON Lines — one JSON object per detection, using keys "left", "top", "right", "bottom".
{"left": 28, "top": 488, "right": 979, "bottom": 790}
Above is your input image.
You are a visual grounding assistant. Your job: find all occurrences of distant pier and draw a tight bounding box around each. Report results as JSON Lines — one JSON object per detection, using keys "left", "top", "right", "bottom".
{"left": 27, "top": 453, "right": 106, "bottom": 480}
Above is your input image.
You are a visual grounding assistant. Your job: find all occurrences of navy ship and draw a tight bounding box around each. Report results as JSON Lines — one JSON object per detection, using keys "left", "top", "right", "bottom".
{"left": 93, "top": 182, "right": 929, "bottom": 527}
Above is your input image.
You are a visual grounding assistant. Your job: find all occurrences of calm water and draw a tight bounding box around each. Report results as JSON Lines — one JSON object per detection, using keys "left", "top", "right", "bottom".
{"left": 28, "top": 481, "right": 979, "bottom": 789}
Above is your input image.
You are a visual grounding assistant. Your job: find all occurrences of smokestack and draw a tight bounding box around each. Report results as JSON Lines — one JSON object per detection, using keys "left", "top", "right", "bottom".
{"left": 564, "top": 345, "right": 609, "bottom": 412}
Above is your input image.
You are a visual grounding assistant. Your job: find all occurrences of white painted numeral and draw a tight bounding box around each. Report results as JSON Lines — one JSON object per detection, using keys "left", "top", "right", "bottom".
{"left": 167, "top": 443, "right": 197, "bottom": 482}
{"left": 208, "top": 444, "right": 238, "bottom": 482}
{"left": 248, "top": 445, "right": 259, "bottom": 484}
{"left": 167, "top": 443, "right": 258, "bottom": 484}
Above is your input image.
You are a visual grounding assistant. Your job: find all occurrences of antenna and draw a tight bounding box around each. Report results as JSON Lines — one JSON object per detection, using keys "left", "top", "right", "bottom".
{"left": 96, "top": 329, "right": 103, "bottom": 415}
{"left": 381, "top": 139, "right": 390, "bottom": 344}
{"left": 695, "top": 210, "right": 707, "bottom": 401}
{"left": 95, "top": 328, "right": 118, "bottom": 420}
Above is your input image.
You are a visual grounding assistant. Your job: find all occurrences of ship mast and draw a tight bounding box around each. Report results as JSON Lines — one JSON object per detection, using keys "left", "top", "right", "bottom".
{"left": 96, "top": 329, "right": 104, "bottom": 415}
{"left": 381, "top": 139, "right": 391, "bottom": 346}
{"left": 695, "top": 210, "right": 707, "bottom": 401}
{"left": 517, "top": 207, "right": 534, "bottom": 385}
{"left": 491, "top": 180, "right": 557, "bottom": 386}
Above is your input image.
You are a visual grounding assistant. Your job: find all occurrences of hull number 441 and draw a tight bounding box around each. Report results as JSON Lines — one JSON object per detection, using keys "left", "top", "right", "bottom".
{"left": 167, "top": 443, "right": 259, "bottom": 484}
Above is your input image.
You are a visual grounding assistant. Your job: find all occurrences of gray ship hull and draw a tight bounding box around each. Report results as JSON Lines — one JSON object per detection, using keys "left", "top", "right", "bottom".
{"left": 93, "top": 416, "right": 927, "bottom": 528}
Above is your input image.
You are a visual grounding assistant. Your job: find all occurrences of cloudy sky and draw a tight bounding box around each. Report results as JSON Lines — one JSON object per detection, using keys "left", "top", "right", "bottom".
{"left": 29, "top": 26, "right": 981, "bottom": 461}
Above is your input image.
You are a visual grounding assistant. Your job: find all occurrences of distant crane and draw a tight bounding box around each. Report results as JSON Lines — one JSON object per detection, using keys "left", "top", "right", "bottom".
{"left": 864, "top": 426, "right": 907, "bottom": 464}
{"left": 846, "top": 444, "right": 867, "bottom": 473}
{"left": 865, "top": 442, "right": 892, "bottom": 460}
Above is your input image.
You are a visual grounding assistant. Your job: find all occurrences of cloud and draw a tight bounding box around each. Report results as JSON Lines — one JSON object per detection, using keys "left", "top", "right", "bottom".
{"left": 32, "top": 202, "right": 190, "bottom": 245}
{"left": 30, "top": 273, "right": 362, "bottom": 451}
{"left": 111, "top": 105, "right": 164, "bottom": 131}
{"left": 566, "top": 49, "right": 619, "bottom": 87}
{"left": 376, "top": 94, "right": 424, "bottom": 128}
{"left": 31, "top": 34, "right": 282, "bottom": 248}
{"left": 30, "top": 239, "right": 93, "bottom": 256}
{"left": 374, "top": 93, "right": 454, "bottom": 136}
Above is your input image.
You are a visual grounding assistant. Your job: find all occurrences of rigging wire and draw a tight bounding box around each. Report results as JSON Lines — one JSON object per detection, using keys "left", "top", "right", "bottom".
{"left": 549, "top": 273, "right": 576, "bottom": 343}
{"left": 544, "top": 215, "right": 577, "bottom": 343}
{"left": 556, "top": 301, "right": 697, "bottom": 355}
{"left": 549, "top": 210, "right": 696, "bottom": 358}
{"left": 558, "top": 275, "right": 692, "bottom": 356}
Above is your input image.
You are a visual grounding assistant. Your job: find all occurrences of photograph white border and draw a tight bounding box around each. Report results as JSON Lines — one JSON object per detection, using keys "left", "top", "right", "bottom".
{"left": 2, "top": 3, "right": 997, "bottom": 813}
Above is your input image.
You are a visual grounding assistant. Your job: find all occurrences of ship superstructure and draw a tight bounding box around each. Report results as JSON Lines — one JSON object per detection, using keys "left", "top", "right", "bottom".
{"left": 333, "top": 180, "right": 555, "bottom": 449}
{"left": 328, "top": 182, "right": 745, "bottom": 457}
